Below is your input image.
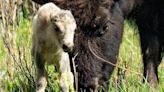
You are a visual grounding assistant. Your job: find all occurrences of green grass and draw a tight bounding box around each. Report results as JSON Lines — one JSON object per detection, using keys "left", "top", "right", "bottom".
{"left": 0, "top": 18, "right": 164, "bottom": 92}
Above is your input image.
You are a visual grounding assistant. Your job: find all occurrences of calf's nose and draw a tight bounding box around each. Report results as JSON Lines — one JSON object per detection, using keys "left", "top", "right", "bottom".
{"left": 62, "top": 44, "right": 73, "bottom": 52}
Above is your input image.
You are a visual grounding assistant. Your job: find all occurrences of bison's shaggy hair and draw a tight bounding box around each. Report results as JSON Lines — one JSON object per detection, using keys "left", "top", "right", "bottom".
{"left": 32, "top": 0, "right": 124, "bottom": 91}
{"left": 32, "top": 0, "right": 164, "bottom": 91}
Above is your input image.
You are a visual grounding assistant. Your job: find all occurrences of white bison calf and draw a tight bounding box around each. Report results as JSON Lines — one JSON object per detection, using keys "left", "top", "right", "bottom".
{"left": 32, "top": 3, "right": 76, "bottom": 92}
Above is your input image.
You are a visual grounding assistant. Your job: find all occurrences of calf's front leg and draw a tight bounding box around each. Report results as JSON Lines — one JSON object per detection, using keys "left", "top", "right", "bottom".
{"left": 59, "top": 52, "right": 74, "bottom": 92}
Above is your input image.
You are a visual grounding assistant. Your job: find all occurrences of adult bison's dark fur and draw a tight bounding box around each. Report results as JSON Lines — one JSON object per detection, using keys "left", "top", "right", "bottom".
{"left": 32, "top": 0, "right": 164, "bottom": 91}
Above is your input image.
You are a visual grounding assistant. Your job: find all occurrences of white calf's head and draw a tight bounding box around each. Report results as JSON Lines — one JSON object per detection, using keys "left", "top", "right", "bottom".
{"left": 51, "top": 10, "right": 76, "bottom": 52}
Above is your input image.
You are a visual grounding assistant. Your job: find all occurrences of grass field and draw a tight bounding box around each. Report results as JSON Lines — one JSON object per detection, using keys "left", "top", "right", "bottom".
{"left": 0, "top": 17, "right": 164, "bottom": 92}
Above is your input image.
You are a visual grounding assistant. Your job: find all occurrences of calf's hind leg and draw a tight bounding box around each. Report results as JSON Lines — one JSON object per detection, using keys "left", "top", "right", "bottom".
{"left": 34, "top": 52, "right": 47, "bottom": 92}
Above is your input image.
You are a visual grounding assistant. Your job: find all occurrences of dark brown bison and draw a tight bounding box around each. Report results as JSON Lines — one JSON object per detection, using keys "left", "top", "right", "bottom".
{"left": 32, "top": 0, "right": 164, "bottom": 91}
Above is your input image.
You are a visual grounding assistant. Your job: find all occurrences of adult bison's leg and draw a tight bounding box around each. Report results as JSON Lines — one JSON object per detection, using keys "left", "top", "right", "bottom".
{"left": 138, "top": 30, "right": 161, "bottom": 87}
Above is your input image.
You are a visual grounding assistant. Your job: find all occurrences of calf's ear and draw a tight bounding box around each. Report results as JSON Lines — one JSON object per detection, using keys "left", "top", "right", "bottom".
{"left": 51, "top": 12, "right": 61, "bottom": 23}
